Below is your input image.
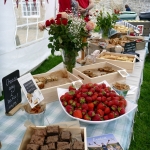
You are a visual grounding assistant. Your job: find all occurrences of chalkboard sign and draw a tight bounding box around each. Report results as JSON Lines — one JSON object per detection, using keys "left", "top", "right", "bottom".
{"left": 23, "top": 80, "right": 37, "bottom": 94}
{"left": 2, "top": 70, "right": 22, "bottom": 113}
{"left": 124, "top": 41, "right": 136, "bottom": 53}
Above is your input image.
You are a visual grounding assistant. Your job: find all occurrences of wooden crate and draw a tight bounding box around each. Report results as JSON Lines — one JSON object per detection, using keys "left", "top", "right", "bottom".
{"left": 96, "top": 52, "right": 136, "bottom": 73}
{"left": 19, "top": 126, "right": 87, "bottom": 150}
{"left": 33, "top": 70, "right": 80, "bottom": 104}
{"left": 73, "top": 62, "right": 126, "bottom": 85}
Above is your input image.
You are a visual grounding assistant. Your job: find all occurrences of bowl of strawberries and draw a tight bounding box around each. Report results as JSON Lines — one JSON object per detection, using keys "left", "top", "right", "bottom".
{"left": 57, "top": 80, "right": 137, "bottom": 124}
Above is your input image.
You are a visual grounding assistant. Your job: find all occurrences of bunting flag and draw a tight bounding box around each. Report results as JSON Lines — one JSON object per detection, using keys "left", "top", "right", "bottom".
{"left": 4, "top": 0, "right": 49, "bottom": 7}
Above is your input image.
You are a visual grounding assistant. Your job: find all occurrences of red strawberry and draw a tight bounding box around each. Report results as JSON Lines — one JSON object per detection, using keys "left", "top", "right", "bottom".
{"left": 86, "top": 83, "right": 94, "bottom": 89}
{"left": 87, "top": 103, "right": 94, "bottom": 111}
{"left": 62, "top": 101, "right": 67, "bottom": 106}
{"left": 69, "top": 85, "right": 76, "bottom": 91}
{"left": 104, "top": 107, "right": 111, "bottom": 115}
{"left": 111, "top": 105, "right": 117, "bottom": 111}
{"left": 97, "top": 103, "right": 106, "bottom": 111}
{"left": 104, "top": 115, "right": 109, "bottom": 120}
{"left": 108, "top": 101, "right": 113, "bottom": 107}
{"left": 88, "top": 110, "right": 95, "bottom": 117}
{"left": 81, "top": 103, "right": 88, "bottom": 110}
{"left": 71, "top": 101, "right": 77, "bottom": 107}
{"left": 87, "top": 91, "right": 93, "bottom": 96}
{"left": 79, "top": 97, "right": 85, "bottom": 104}
{"left": 97, "top": 109, "right": 104, "bottom": 117}
{"left": 81, "top": 92, "right": 88, "bottom": 98}
{"left": 96, "top": 97, "right": 102, "bottom": 102}
{"left": 65, "top": 105, "right": 74, "bottom": 115}
{"left": 81, "top": 109, "right": 87, "bottom": 115}
{"left": 83, "top": 114, "right": 91, "bottom": 120}
{"left": 73, "top": 109, "right": 83, "bottom": 119}
{"left": 92, "top": 114, "right": 101, "bottom": 121}
{"left": 91, "top": 94, "right": 98, "bottom": 101}
{"left": 101, "top": 96, "right": 106, "bottom": 102}
{"left": 68, "top": 99, "right": 73, "bottom": 105}
{"left": 81, "top": 88, "right": 88, "bottom": 93}
{"left": 114, "top": 110, "right": 119, "bottom": 117}
{"left": 86, "top": 96, "right": 93, "bottom": 103}
{"left": 118, "top": 107, "right": 125, "bottom": 115}
{"left": 108, "top": 112, "right": 115, "bottom": 119}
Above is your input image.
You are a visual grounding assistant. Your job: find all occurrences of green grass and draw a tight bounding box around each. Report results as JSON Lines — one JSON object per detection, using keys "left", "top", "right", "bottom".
{"left": 129, "top": 55, "right": 150, "bottom": 150}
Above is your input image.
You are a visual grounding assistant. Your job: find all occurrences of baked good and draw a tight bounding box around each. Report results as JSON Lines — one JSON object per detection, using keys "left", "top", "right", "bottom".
{"left": 46, "top": 135, "right": 59, "bottom": 144}
{"left": 40, "top": 143, "right": 56, "bottom": 150}
{"left": 72, "top": 141, "right": 84, "bottom": 150}
{"left": 34, "top": 129, "right": 47, "bottom": 137}
{"left": 30, "top": 135, "right": 45, "bottom": 146}
{"left": 60, "top": 131, "right": 71, "bottom": 142}
{"left": 57, "top": 142, "right": 70, "bottom": 150}
{"left": 26, "top": 144, "right": 40, "bottom": 150}
{"left": 37, "top": 82, "right": 44, "bottom": 89}
{"left": 40, "top": 145, "right": 49, "bottom": 150}
{"left": 46, "top": 125, "right": 59, "bottom": 136}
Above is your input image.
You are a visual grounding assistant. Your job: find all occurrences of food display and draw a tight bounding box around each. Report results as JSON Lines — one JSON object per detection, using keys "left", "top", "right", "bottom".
{"left": 19, "top": 126, "right": 86, "bottom": 150}
{"left": 99, "top": 54, "right": 134, "bottom": 62}
{"left": 82, "top": 66, "right": 115, "bottom": 78}
{"left": 57, "top": 81, "right": 137, "bottom": 124}
{"left": 114, "top": 24, "right": 134, "bottom": 34}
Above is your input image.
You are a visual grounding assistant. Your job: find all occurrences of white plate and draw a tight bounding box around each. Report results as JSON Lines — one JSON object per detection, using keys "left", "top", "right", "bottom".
{"left": 57, "top": 81, "right": 137, "bottom": 124}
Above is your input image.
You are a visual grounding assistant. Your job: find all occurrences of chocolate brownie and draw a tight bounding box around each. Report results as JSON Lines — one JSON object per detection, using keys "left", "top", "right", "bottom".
{"left": 72, "top": 141, "right": 84, "bottom": 150}
{"left": 40, "top": 145, "right": 49, "bottom": 150}
{"left": 57, "top": 142, "right": 70, "bottom": 150}
{"left": 46, "top": 125, "right": 59, "bottom": 136}
{"left": 26, "top": 144, "right": 40, "bottom": 150}
{"left": 60, "top": 131, "right": 71, "bottom": 142}
{"left": 34, "top": 129, "right": 47, "bottom": 137}
{"left": 48, "top": 143, "right": 56, "bottom": 149}
{"left": 30, "top": 135, "right": 45, "bottom": 146}
{"left": 46, "top": 135, "right": 59, "bottom": 144}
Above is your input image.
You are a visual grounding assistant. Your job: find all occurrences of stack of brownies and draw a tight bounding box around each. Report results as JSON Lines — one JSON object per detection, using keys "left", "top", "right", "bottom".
{"left": 26, "top": 125, "right": 84, "bottom": 150}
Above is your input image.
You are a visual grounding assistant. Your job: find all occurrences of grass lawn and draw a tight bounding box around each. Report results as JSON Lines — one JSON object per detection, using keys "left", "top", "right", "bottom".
{"left": 0, "top": 54, "right": 150, "bottom": 149}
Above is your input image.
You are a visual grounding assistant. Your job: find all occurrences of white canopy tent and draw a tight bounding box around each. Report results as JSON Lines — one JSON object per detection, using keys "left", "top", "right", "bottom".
{"left": 0, "top": 0, "right": 59, "bottom": 88}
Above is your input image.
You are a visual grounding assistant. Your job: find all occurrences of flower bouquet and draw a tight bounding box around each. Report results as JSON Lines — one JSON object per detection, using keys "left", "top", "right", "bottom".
{"left": 39, "top": 12, "right": 95, "bottom": 72}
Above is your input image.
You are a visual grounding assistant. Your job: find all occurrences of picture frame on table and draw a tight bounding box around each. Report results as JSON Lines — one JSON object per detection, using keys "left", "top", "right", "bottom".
{"left": 137, "top": 25, "right": 144, "bottom": 35}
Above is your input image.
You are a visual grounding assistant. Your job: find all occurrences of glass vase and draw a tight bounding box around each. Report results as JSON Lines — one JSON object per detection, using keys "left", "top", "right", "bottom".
{"left": 61, "top": 50, "right": 76, "bottom": 73}
{"left": 101, "top": 29, "right": 110, "bottom": 39}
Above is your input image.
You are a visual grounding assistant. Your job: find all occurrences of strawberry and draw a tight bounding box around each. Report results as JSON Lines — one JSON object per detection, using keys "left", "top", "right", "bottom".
{"left": 71, "top": 101, "right": 77, "bottom": 107}
{"left": 111, "top": 105, "right": 117, "bottom": 111}
{"left": 108, "top": 112, "right": 115, "bottom": 119}
{"left": 81, "top": 88, "right": 88, "bottom": 93}
{"left": 87, "top": 103, "right": 94, "bottom": 111}
{"left": 81, "top": 103, "right": 88, "bottom": 110}
{"left": 101, "top": 83, "right": 106, "bottom": 88}
{"left": 101, "top": 96, "right": 106, "bottom": 102}
{"left": 104, "top": 115, "right": 109, "bottom": 120}
{"left": 69, "top": 85, "right": 76, "bottom": 91}
{"left": 65, "top": 105, "right": 74, "bottom": 115}
{"left": 79, "top": 97, "right": 85, "bottom": 104}
{"left": 104, "top": 107, "right": 111, "bottom": 115}
{"left": 118, "top": 107, "right": 125, "bottom": 115}
{"left": 64, "top": 92, "right": 73, "bottom": 101}
{"left": 68, "top": 99, "right": 73, "bottom": 105}
{"left": 96, "top": 97, "right": 102, "bottom": 102}
{"left": 92, "top": 114, "right": 101, "bottom": 121}
{"left": 62, "top": 101, "right": 67, "bottom": 106}
{"left": 60, "top": 95, "right": 66, "bottom": 102}
{"left": 91, "top": 94, "right": 98, "bottom": 101}
{"left": 87, "top": 91, "right": 93, "bottom": 96}
{"left": 83, "top": 114, "right": 91, "bottom": 120}
{"left": 85, "top": 83, "right": 94, "bottom": 89}
{"left": 73, "top": 109, "right": 83, "bottom": 119}
{"left": 97, "top": 109, "right": 104, "bottom": 117}
{"left": 114, "top": 110, "right": 119, "bottom": 117}
{"left": 88, "top": 110, "right": 95, "bottom": 117}
{"left": 81, "top": 109, "right": 87, "bottom": 115}
{"left": 86, "top": 96, "right": 93, "bottom": 103}
{"left": 97, "top": 103, "right": 105, "bottom": 111}
{"left": 107, "top": 101, "right": 113, "bottom": 107}
{"left": 81, "top": 92, "right": 88, "bottom": 98}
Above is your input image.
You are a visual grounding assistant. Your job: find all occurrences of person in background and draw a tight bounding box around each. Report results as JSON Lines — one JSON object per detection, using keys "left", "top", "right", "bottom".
{"left": 125, "top": 4, "right": 131, "bottom": 11}
{"left": 76, "top": 0, "right": 95, "bottom": 17}
{"left": 58, "top": 0, "right": 78, "bottom": 15}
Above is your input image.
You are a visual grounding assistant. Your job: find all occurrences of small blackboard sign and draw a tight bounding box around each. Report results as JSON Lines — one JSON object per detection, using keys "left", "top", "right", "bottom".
{"left": 23, "top": 80, "right": 37, "bottom": 94}
{"left": 124, "top": 41, "right": 136, "bottom": 53}
{"left": 2, "top": 70, "right": 22, "bottom": 114}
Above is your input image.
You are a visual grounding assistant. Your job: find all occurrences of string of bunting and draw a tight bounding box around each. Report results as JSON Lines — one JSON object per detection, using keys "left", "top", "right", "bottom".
{"left": 4, "top": 0, "right": 49, "bottom": 8}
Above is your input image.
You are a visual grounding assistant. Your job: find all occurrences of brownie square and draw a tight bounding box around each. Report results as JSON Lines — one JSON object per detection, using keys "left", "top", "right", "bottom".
{"left": 46, "top": 125, "right": 59, "bottom": 136}
{"left": 26, "top": 144, "right": 40, "bottom": 150}
{"left": 72, "top": 141, "right": 84, "bottom": 150}
{"left": 60, "top": 131, "right": 71, "bottom": 142}
{"left": 34, "top": 129, "right": 47, "bottom": 137}
{"left": 30, "top": 135, "right": 45, "bottom": 146}
{"left": 40, "top": 145, "right": 49, "bottom": 150}
{"left": 47, "top": 143, "right": 56, "bottom": 149}
{"left": 57, "top": 142, "right": 70, "bottom": 150}
{"left": 46, "top": 135, "right": 59, "bottom": 144}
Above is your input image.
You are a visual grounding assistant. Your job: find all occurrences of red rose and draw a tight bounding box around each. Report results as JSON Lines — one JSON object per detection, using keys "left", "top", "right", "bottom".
{"left": 84, "top": 16, "right": 90, "bottom": 22}
{"left": 56, "top": 19, "right": 61, "bottom": 25}
{"left": 45, "top": 20, "right": 50, "bottom": 27}
{"left": 50, "top": 19, "right": 55, "bottom": 25}
{"left": 56, "top": 14, "right": 62, "bottom": 19}
{"left": 62, "top": 18, "right": 68, "bottom": 25}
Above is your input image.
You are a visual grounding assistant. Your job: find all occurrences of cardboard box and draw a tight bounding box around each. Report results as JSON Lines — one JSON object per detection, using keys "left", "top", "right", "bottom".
{"left": 33, "top": 69, "right": 80, "bottom": 104}
{"left": 18, "top": 126, "right": 87, "bottom": 150}
{"left": 96, "top": 52, "right": 136, "bottom": 73}
{"left": 73, "top": 62, "right": 126, "bottom": 84}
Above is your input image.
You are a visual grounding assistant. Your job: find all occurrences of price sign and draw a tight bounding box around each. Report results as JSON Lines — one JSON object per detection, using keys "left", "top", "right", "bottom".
{"left": 124, "top": 41, "right": 136, "bottom": 53}
{"left": 2, "top": 70, "right": 22, "bottom": 114}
